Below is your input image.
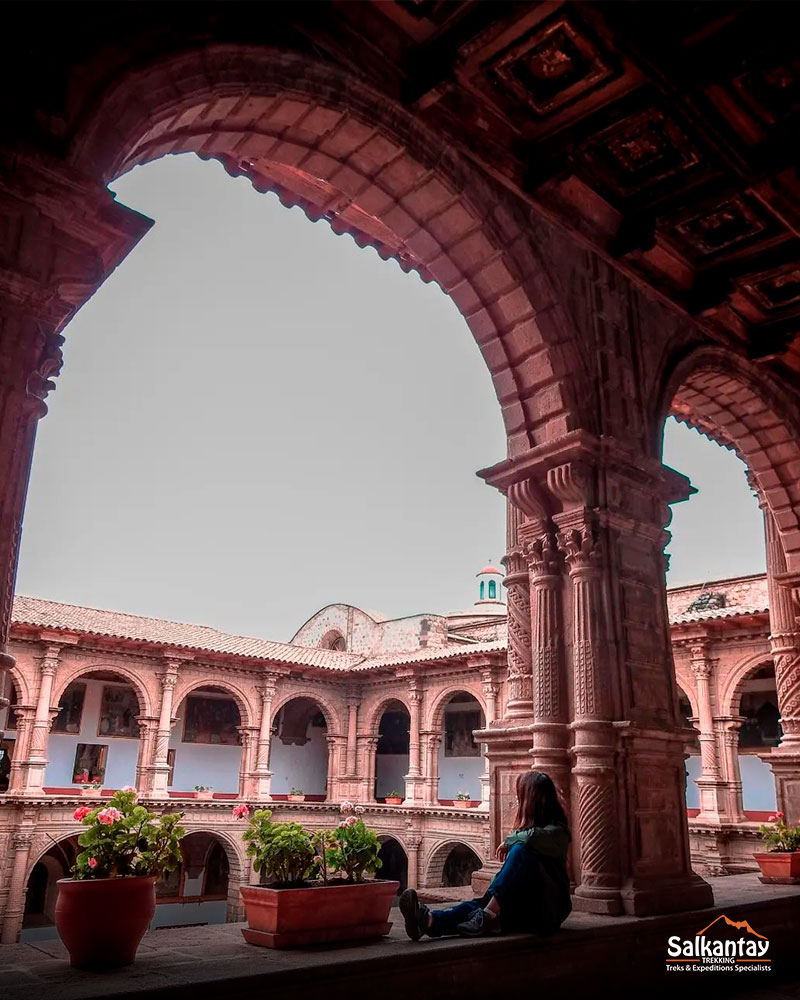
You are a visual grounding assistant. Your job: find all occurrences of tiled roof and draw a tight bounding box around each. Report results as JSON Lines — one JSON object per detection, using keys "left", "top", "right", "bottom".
{"left": 10, "top": 596, "right": 505, "bottom": 673}
{"left": 11, "top": 596, "right": 361, "bottom": 671}
{"left": 666, "top": 573, "right": 769, "bottom": 625}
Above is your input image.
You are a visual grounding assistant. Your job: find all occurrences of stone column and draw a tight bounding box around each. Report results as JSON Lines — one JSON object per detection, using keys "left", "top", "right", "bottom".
{"left": 479, "top": 441, "right": 713, "bottom": 917}
{"left": 502, "top": 502, "right": 533, "bottom": 718}
{"left": 525, "top": 531, "right": 570, "bottom": 805}
{"left": 718, "top": 720, "right": 746, "bottom": 822}
{"left": 420, "top": 732, "right": 442, "bottom": 805}
{"left": 556, "top": 511, "right": 622, "bottom": 914}
{"left": 254, "top": 679, "right": 278, "bottom": 801}
{"left": 479, "top": 668, "right": 500, "bottom": 806}
{"left": 0, "top": 831, "right": 33, "bottom": 943}
{"left": 345, "top": 693, "right": 359, "bottom": 774}
{"left": 6, "top": 707, "right": 34, "bottom": 794}
{"left": 237, "top": 727, "right": 259, "bottom": 799}
{"left": 406, "top": 838, "right": 422, "bottom": 889}
{"left": 762, "top": 509, "right": 800, "bottom": 817}
{"left": 151, "top": 662, "right": 179, "bottom": 795}
{"left": 135, "top": 716, "right": 159, "bottom": 795}
{"left": 23, "top": 644, "right": 61, "bottom": 794}
{"left": 404, "top": 681, "right": 425, "bottom": 804}
{"left": 365, "top": 736, "right": 380, "bottom": 802}
{"left": 689, "top": 643, "right": 727, "bottom": 823}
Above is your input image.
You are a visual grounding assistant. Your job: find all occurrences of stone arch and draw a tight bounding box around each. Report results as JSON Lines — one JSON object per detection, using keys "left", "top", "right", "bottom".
{"left": 424, "top": 840, "right": 484, "bottom": 887}
{"left": 365, "top": 695, "right": 411, "bottom": 734}
{"left": 26, "top": 832, "right": 82, "bottom": 883}
{"left": 179, "top": 825, "right": 247, "bottom": 922}
{"left": 4, "top": 662, "right": 31, "bottom": 707}
{"left": 66, "top": 46, "right": 584, "bottom": 457}
{"left": 318, "top": 629, "right": 347, "bottom": 652}
{"left": 719, "top": 652, "right": 776, "bottom": 720}
{"left": 427, "top": 687, "right": 486, "bottom": 733}
{"left": 173, "top": 677, "right": 254, "bottom": 730}
{"left": 674, "top": 670, "right": 699, "bottom": 720}
{"left": 52, "top": 662, "right": 153, "bottom": 718}
{"left": 271, "top": 690, "right": 344, "bottom": 737}
{"left": 377, "top": 834, "right": 409, "bottom": 891}
{"left": 656, "top": 345, "right": 800, "bottom": 569}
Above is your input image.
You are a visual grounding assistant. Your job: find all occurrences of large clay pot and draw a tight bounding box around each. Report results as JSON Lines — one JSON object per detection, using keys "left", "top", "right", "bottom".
{"left": 55, "top": 876, "right": 156, "bottom": 969}
{"left": 240, "top": 879, "right": 400, "bottom": 948}
{"left": 753, "top": 851, "right": 800, "bottom": 882}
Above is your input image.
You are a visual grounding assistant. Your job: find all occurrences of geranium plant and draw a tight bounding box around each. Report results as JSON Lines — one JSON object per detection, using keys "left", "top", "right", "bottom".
{"left": 324, "top": 801, "right": 382, "bottom": 883}
{"left": 758, "top": 811, "right": 800, "bottom": 852}
{"left": 71, "top": 788, "right": 185, "bottom": 879}
{"left": 456, "top": 790, "right": 471, "bottom": 801}
{"left": 241, "top": 808, "right": 316, "bottom": 885}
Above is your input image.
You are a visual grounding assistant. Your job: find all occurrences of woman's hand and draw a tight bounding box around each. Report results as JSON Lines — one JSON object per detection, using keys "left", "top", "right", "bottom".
{"left": 495, "top": 843, "right": 508, "bottom": 861}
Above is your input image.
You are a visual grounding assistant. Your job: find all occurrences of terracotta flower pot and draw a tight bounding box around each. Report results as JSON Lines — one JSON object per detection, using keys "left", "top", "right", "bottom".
{"left": 81, "top": 786, "right": 103, "bottom": 796}
{"left": 240, "top": 879, "right": 400, "bottom": 948}
{"left": 195, "top": 790, "right": 214, "bottom": 800}
{"left": 55, "top": 876, "right": 156, "bottom": 969}
{"left": 287, "top": 794, "right": 305, "bottom": 802}
{"left": 385, "top": 797, "right": 403, "bottom": 805}
{"left": 753, "top": 851, "right": 800, "bottom": 881}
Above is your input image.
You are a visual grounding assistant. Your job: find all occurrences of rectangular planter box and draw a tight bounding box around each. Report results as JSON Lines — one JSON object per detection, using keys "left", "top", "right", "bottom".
{"left": 753, "top": 851, "right": 800, "bottom": 881}
{"left": 240, "top": 879, "right": 400, "bottom": 948}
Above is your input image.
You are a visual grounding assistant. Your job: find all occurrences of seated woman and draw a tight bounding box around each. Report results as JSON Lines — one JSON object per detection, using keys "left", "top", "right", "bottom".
{"left": 399, "top": 770, "right": 571, "bottom": 939}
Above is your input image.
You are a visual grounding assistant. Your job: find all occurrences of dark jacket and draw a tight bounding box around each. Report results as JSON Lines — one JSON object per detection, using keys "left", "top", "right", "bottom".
{"left": 503, "top": 822, "right": 572, "bottom": 934}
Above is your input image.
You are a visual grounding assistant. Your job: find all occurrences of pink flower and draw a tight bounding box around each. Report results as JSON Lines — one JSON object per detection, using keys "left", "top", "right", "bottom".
{"left": 776, "top": 811, "right": 784, "bottom": 819}
{"left": 121, "top": 785, "right": 137, "bottom": 793}
{"left": 768, "top": 815, "right": 777, "bottom": 822}
{"left": 88, "top": 858, "right": 98, "bottom": 869}
{"left": 73, "top": 806, "right": 92, "bottom": 822}
{"left": 338, "top": 820, "right": 349, "bottom": 829}
{"left": 96, "top": 807, "right": 122, "bottom": 825}
{"left": 354, "top": 805, "right": 365, "bottom": 815}
{"left": 232, "top": 804, "right": 249, "bottom": 820}
{"left": 345, "top": 815, "right": 358, "bottom": 827}
{"left": 339, "top": 801, "right": 354, "bottom": 815}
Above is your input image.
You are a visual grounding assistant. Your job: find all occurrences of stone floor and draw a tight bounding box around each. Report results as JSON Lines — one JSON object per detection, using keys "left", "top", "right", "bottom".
{"left": 1, "top": 875, "right": 798, "bottom": 1000}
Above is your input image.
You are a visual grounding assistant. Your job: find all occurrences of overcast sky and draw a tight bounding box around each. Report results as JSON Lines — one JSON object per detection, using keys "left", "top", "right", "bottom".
{"left": 14, "top": 156, "right": 765, "bottom": 641}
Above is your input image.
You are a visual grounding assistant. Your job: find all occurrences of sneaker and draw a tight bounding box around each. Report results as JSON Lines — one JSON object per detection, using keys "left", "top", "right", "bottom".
{"left": 456, "top": 908, "right": 502, "bottom": 937}
{"left": 399, "top": 888, "right": 430, "bottom": 942}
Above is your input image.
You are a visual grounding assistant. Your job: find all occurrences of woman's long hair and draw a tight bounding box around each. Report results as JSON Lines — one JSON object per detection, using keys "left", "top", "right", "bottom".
{"left": 514, "top": 770, "right": 570, "bottom": 833}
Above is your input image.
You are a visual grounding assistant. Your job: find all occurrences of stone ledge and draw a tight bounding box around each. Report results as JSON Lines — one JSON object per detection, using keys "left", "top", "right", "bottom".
{"left": 1, "top": 876, "right": 798, "bottom": 1000}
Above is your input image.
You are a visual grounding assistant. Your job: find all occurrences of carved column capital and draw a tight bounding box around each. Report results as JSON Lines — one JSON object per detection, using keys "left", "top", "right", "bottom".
{"left": 39, "top": 645, "right": 61, "bottom": 674}
{"left": 524, "top": 531, "right": 560, "bottom": 581}
{"left": 556, "top": 522, "right": 601, "bottom": 575}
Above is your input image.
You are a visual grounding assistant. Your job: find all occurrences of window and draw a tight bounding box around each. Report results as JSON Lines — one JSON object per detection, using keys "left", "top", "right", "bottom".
{"left": 479, "top": 581, "right": 485, "bottom": 600}
{"left": 167, "top": 749, "right": 176, "bottom": 787}
{"left": 72, "top": 744, "right": 108, "bottom": 784}
{"left": 52, "top": 682, "right": 86, "bottom": 734}
{"left": 444, "top": 709, "right": 481, "bottom": 757}
{"left": 488, "top": 580, "right": 497, "bottom": 599}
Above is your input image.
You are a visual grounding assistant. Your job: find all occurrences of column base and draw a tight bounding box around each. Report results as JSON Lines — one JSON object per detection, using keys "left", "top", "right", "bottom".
{"left": 619, "top": 872, "right": 714, "bottom": 917}
{"left": 762, "top": 749, "right": 800, "bottom": 820}
{"left": 403, "top": 774, "right": 425, "bottom": 805}
{"left": 471, "top": 860, "right": 500, "bottom": 895}
{"left": 571, "top": 888, "right": 623, "bottom": 916}
{"left": 253, "top": 770, "right": 273, "bottom": 801}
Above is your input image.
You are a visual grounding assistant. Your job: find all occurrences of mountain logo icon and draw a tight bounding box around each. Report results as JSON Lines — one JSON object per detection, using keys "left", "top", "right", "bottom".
{"left": 696, "top": 915, "right": 768, "bottom": 939}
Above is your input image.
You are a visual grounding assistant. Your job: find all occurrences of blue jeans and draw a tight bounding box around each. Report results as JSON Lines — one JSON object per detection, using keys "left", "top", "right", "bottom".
{"left": 427, "top": 843, "right": 546, "bottom": 937}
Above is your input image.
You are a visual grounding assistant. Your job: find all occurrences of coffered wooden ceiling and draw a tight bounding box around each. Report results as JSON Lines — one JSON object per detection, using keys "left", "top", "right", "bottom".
{"left": 5, "top": 1, "right": 800, "bottom": 374}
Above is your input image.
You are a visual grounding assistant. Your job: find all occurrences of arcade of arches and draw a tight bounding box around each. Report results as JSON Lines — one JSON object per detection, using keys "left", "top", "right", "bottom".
{"left": 4, "top": 0, "right": 800, "bottom": 943}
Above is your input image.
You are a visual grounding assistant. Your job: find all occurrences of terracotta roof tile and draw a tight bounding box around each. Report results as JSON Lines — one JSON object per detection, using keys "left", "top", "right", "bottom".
{"left": 11, "top": 595, "right": 361, "bottom": 670}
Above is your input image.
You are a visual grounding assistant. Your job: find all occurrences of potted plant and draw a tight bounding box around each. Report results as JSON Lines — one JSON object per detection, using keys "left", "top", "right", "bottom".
{"left": 288, "top": 786, "right": 305, "bottom": 802}
{"left": 79, "top": 770, "right": 104, "bottom": 795}
{"left": 754, "top": 811, "right": 800, "bottom": 881}
{"left": 385, "top": 789, "right": 404, "bottom": 805}
{"left": 194, "top": 785, "right": 214, "bottom": 800}
{"left": 236, "top": 801, "right": 399, "bottom": 947}
{"left": 55, "top": 787, "right": 185, "bottom": 969}
{"left": 455, "top": 790, "right": 479, "bottom": 808}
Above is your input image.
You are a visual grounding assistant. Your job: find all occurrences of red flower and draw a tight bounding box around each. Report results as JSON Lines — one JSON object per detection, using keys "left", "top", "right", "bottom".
{"left": 73, "top": 806, "right": 92, "bottom": 822}
{"left": 88, "top": 857, "right": 98, "bottom": 869}
{"left": 232, "top": 804, "right": 249, "bottom": 820}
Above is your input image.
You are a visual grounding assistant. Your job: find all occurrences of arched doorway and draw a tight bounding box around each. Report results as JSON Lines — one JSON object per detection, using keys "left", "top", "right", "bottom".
{"left": 736, "top": 663, "right": 781, "bottom": 813}
{"left": 677, "top": 686, "right": 701, "bottom": 810}
{"left": 153, "top": 831, "right": 232, "bottom": 928}
{"left": 269, "top": 697, "right": 329, "bottom": 799}
{"left": 21, "top": 837, "right": 79, "bottom": 942}
{"left": 171, "top": 685, "right": 243, "bottom": 795}
{"left": 0, "top": 680, "right": 20, "bottom": 791}
{"left": 442, "top": 844, "right": 482, "bottom": 888}
{"left": 437, "top": 692, "right": 485, "bottom": 803}
{"left": 375, "top": 701, "right": 409, "bottom": 801}
{"left": 48, "top": 670, "right": 142, "bottom": 790}
{"left": 377, "top": 837, "right": 408, "bottom": 893}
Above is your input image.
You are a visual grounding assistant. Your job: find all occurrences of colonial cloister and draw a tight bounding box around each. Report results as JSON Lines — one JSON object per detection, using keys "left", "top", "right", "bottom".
{"left": 2, "top": 0, "right": 800, "bottom": 966}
